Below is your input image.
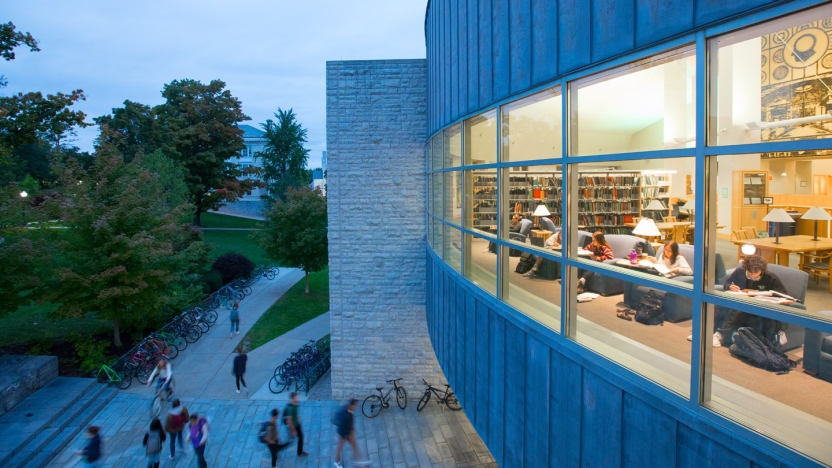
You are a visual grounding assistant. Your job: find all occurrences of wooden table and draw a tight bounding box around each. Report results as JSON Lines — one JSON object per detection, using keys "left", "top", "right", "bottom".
{"left": 730, "top": 235, "right": 832, "bottom": 267}
{"left": 530, "top": 229, "right": 553, "bottom": 239}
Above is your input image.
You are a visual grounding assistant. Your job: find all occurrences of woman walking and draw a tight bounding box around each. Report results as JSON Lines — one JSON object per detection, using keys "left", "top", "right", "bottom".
{"left": 233, "top": 346, "right": 249, "bottom": 396}
{"left": 143, "top": 418, "right": 166, "bottom": 468}
{"left": 229, "top": 302, "right": 240, "bottom": 338}
{"left": 186, "top": 414, "right": 209, "bottom": 468}
{"left": 164, "top": 399, "right": 189, "bottom": 460}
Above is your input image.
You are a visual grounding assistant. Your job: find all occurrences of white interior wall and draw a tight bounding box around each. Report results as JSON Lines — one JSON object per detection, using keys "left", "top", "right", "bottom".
{"left": 504, "top": 95, "right": 561, "bottom": 161}
{"left": 717, "top": 38, "right": 763, "bottom": 145}
{"left": 796, "top": 161, "right": 812, "bottom": 195}
{"left": 468, "top": 115, "right": 497, "bottom": 163}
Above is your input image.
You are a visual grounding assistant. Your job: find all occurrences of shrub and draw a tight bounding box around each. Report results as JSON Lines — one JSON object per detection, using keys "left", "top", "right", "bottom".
{"left": 212, "top": 252, "right": 255, "bottom": 285}
{"left": 74, "top": 337, "right": 109, "bottom": 373}
{"left": 202, "top": 269, "right": 223, "bottom": 294}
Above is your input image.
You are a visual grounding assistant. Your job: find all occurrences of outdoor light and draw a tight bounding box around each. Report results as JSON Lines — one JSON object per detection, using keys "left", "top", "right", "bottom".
{"left": 800, "top": 207, "right": 832, "bottom": 241}
{"left": 741, "top": 243, "right": 757, "bottom": 256}
{"left": 632, "top": 218, "right": 661, "bottom": 238}
{"left": 20, "top": 191, "right": 27, "bottom": 198}
{"left": 682, "top": 200, "right": 696, "bottom": 225}
{"left": 533, "top": 203, "right": 550, "bottom": 228}
{"left": 762, "top": 208, "right": 795, "bottom": 245}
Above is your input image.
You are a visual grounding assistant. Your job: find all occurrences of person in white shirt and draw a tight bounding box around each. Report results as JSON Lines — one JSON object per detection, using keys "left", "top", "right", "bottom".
{"left": 524, "top": 231, "right": 562, "bottom": 278}
{"left": 146, "top": 359, "right": 173, "bottom": 396}
{"left": 646, "top": 241, "right": 692, "bottom": 277}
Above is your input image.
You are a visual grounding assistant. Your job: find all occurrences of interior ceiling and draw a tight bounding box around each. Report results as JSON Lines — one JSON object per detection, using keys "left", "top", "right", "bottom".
{"left": 577, "top": 66, "right": 665, "bottom": 134}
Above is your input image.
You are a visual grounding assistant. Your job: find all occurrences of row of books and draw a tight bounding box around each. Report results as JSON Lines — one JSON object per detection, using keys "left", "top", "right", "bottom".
{"left": 641, "top": 187, "right": 668, "bottom": 198}
{"left": 578, "top": 175, "right": 640, "bottom": 186}
{"left": 642, "top": 175, "right": 669, "bottom": 186}
{"left": 578, "top": 188, "right": 639, "bottom": 199}
{"left": 578, "top": 200, "right": 640, "bottom": 212}
{"left": 579, "top": 214, "right": 635, "bottom": 226}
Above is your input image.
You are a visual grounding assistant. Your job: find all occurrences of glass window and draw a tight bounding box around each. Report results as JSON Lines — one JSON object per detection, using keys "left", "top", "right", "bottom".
{"left": 571, "top": 48, "right": 696, "bottom": 156}
{"left": 431, "top": 173, "right": 443, "bottom": 219}
{"left": 702, "top": 306, "right": 832, "bottom": 466}
{"left": 433, "top": 220, "right": 444, "bottom": 260}
{"left": 465, "top": 170, "right": 497, "bottom": 235}
{"left": 464, "top": 110, "right": 497, "bottom": 165}
{"left": 503, "top": 165, "right": 563, "bottom": 257}
{"left": 502, "top": 245, "right": 561, "bottom": 332}
{"left": 444, "top": 225, "right": 462, "bottom": 272}
{"left": 501, "top": 88, "right": 562, "bottom": 162}
{"left": 432, "top": 134, "right": 444, "bottom": 170}
{"left": 709, "top": 4, "right": 832, "bottom": 148}
{"left": 444, "top": 124, "right": 461, "bottom": 168}
{"left": 465, "top": 232, "right": 497, "bottom": 296}
{"left": 444, "top": 171, "right": 462, "bottom": 226}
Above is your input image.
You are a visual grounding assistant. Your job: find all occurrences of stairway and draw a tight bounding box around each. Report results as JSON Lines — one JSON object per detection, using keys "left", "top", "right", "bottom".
{"left": 0, "top": 377, "right": 116, "bottom": 468}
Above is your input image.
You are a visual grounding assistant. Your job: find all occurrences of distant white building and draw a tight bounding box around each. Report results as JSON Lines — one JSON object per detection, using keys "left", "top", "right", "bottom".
{"left": 312, "top": 150, "right": 327, "bottom": 195}
{"left": 215, "top": 124, "right": 267, "bottom": 218}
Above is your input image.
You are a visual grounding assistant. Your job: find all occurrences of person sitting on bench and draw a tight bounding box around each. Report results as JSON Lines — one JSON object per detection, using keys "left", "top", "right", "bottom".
{"left": 577, "top": 232, "right": 614, "bottom": 293}
{"left": 524, "top": 231, "right": 562, "bottom": 278}
{"left": 645, "top": 241, "right": 692, "bottom": 278}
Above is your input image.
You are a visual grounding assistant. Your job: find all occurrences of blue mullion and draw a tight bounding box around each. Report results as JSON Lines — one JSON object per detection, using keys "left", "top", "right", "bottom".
{"left": 704, "top": 292, "right": 832, "bottom": 336}
{"left": 560, "top": 77, "right": 570, "bottom": 337}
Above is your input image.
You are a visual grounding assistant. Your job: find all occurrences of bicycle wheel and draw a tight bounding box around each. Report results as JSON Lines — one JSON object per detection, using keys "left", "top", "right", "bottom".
{"left": 362, "top": 395, "right": 384, "bottom": 418}
{"left": 396, "top": 386, "right": 408, "bottom": 409}
{"left": 197, "top": 319, "right": 210, "bottom": 333}
{"left": 136, "top": 365, "right": 152, "bottom": 385}
{"left": 163, "top": 343, "right": 179, "bottom": 360}
{"left": 416, "top": 391, "right": 431, "bottom": 412}
{"left": 265, "top": 270, "right": 276, "bottom": 280}
{"left": 242, "top": 286, "right": 252, "bottom": 296}
{"left": 171, "top": 334, "right": 187, "bottom": 351}
{"left": 113, "top": 366, "right": 132, "bottom": 390}
{"left": 269, "top": 375, "right": 289, "bottom": 394}
{"left": 445, "top": 393, "right": 462, "bottom": 411}
{"left": 150, "top": 395, "right": 162, "bottom": 418}
{"left": 184, "top": 326, "right": 201, "bottom": 343}
{"left": 204, "top": 310, "right": 218, "bottom": 325}
{"left": 273, "top": 364, "right": 285, "bottom": 377}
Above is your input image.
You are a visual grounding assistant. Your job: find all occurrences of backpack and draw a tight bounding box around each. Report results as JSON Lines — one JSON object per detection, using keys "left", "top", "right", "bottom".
{"left": 634, "top": 291, "right": 664, "bottom": 326}
{"left": 170, "top": 412, "right": 187, "bottom": 431}
{"left": 515, "top": 252, "right": 536, "bottom": 274}
{"left": 230, "top": 307, "right": 239, "bottom": 321}
{"left": 729, "top": 327, "right": 796, "bottom": 373}
{"left": 146, "top": 430, "right": 161, "bottom": 455}
{"left": 258, "top": 421, "right": 273, "bottom": 444}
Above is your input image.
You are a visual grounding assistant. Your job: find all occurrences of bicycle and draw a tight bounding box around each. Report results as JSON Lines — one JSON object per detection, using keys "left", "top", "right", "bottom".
{"left": 362, "top": 378, "right": 407, "bottom": 418}
{"left": 150, "top": 377, "right": 176, "bottom": 419}
{"left": 93, "top": 362, "right": 131, "bottom": 390}
{"left": 263, "top": 266, "right": 279, "bottom": 280}
{"left": 416, "top": 379, "right": 461, "bottom": 411}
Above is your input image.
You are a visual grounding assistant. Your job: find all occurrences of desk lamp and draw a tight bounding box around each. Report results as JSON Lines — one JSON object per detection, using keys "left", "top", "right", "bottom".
{"left": 533, "top": 203, "right": 550, "bottom": 229}
{"left": 632, "top": 217, "right": 661, "bottom": 240}
{"left": 682, "top": 200, "right": 696, "bottom": 225}
{"left": 800, "top": 207, "right": 832, "bottom": 241}
{"left": 762, "top": 208, "right": 795, "bottom": 245}
{"left": 644, "top": 199, "right": 666, "bottom": 221}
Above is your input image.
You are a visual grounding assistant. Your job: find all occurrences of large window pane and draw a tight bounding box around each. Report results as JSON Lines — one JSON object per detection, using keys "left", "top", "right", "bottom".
{"left": 431, "top": 173, "right": 443, "bottom": 218}
{"left": 709, "top": 4, "right": 832, "bottom": 149}
{"left": 432, "top": 134, "right": 443, "bottom": 170}
{"left": 571, "top": 48, "right": 696, "bottom": 156}
{"left": 433, "top": 220, "right": 443, "bottom": 259}
{"left": 464, "top": 110, "right": 497, "bottom": 165}
{"left": 466, "top": 169, "right": 497, "bottom": 235}
{"left": 444, "top": 225, "right": 462, "bottom": 272}
{"left": 501, "top": 88, "right": 562, "bottom": 162}
{"left": 444, "top": 124, "right": 461, "bottom": 168}
{"left": 444, "top": 171, "right": 462, "bottom": 226}
{"left": 503, "top": 165, "right": 563, "bottom": 257}
{"left": 703, "top": 307, "right": 832, "bottom": 466}
{"left": 465, "top": 233, "right": 497, "bottom": 296}
{"left": 502, "top": 245, "right": 561, "bottom": 332}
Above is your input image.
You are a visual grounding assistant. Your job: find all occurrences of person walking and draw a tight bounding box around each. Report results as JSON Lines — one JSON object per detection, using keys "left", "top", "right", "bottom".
{"left": 284, "top": 392, "right": 309, "bottom": 457}
{"left": 185, "top": 414, "right": 209, "bottom": 468}
{"left": 164, "top": 399, "right": 189, "bottom": 460}
{"left": 264, "top": 408, "right": 289, "bottom": 468}
{"left": 233, "top": 346, "right": 249, "bottom": 396}
{"left": 143, "top": 418, "right": 166, "bottom": 468}
{"left": 229, "top": 302, "right": 240, "bottom": 338}
{"left": 333, "top": 399, "right": 370, "bottom": 467}
{"left": 75, "top": 425, "right": 102, "bottom": 467}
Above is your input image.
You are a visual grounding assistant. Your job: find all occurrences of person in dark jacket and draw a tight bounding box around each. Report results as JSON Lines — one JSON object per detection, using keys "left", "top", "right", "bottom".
{"left": 143, "top": 418, "right": 166, "bottom": 468}
{"left": 76, "top": 425, "right": 101, "bottom": 467}
{"left": 333, "top": 399, "right": 369, "bottom": 468}
{"left": 714, "top": 255, "right": 789, "bottom": 347}
{"left": 509, "top": 214, "right": 523, "bottom": 232}
{"left": 233, "top": 346, "right": 248, "bottom": 396}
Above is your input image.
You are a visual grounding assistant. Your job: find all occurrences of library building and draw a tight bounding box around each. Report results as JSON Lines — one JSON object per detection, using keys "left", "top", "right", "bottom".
{"left": 329, "top": 1, "right": 832, "bottom": 467}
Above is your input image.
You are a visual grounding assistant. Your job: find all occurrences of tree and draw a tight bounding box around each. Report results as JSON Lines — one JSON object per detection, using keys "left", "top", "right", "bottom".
{"left": 0, "top": 21, "right": 40, "bottom": 87}
{"left": 257, "top": 187, "right": 327, "bottom": 293}
{"left": 93, "top": 100, "right": 163, "bottom": 162}
{"left": 259, "top": 108, "right": 310, "bottom": 203}
{"left": 40, "top": 135, "right": 210, "bottom": 346}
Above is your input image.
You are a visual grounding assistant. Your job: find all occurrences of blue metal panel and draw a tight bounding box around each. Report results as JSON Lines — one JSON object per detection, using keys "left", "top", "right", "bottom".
{"left": 694, "top": 0, "right": 774, "bottom": 27}
{"left": 590, "top": 0, "right": 635, "bottom": 62}
{"left": 488, "top": 312, "right": 506, "bottom": 464}
{"left": 509, "top": 0, "right": 531, "bottom": 94}
{"left": 455, "top": 282, "right": 466, "bottom": 396}
{"left": 492, "top": 0, "right": 510, "bottom": 100}
{"left": 504, "top": 323, "right": 526, "bottom": 467}
{"left": 448, "top": 276, "right": 457, "bottom": 374}
{"left": 459, "top": 0, "right": 468, "bottom": 119}
{"left": 550, "top": 349, "right": 582, "bottom": 468}
{"left": 474, "top": 301, "right": 490, "bottom": 435}
{"left": 467, "top": 0, "right": 479, "bottom": 113}
{"left": 622, "top": 394, "right": 677, "bottom": 468}
{"left": 531, "top": 0, "right": 558, "bottom": 85}
{"left": 524, "top": 335, "right": 550, "bottom": 467}
{"left": 557, "top": 0, "right": 591, "bottom": 73}
{"left": 444, "top": 0, "right": 451, "bottom": 127}
{"left": 677, "top": 424, "right": 751, "bottom": 467}
{"left": 443, "top": 270, "right": 451, "bottom": 366}
{"left": 464, "top": 294, "right": 477, "bottom": 421}
{"left": 581, "top": 370, "right": 623, "bottom": 467}
{"left": 451, "top": 0, "right": 460, "bottom": 121}
{"left": 478, "top": 0, "right": 493, "bottom": 108}
{"left": 635, "top": 0, "right": 694, "bottom": 48}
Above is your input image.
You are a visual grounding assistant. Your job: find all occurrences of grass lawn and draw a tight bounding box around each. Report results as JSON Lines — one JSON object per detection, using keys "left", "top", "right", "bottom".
{"left": 200, "top": 212, "right": 264, "bottom": 229}
{"left": 239, "top": 267, "right": 329, "bottom": 352}
{"left": 202, "top": 230, "right": 270, "bottom": 265}
{"left": 0, "top": 302, "right": 110, "bottom": 348}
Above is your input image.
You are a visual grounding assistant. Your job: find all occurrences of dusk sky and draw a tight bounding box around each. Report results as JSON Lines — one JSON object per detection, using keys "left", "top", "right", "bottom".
{"left": 3, "top": 1, "right": 428, "bottom": 169}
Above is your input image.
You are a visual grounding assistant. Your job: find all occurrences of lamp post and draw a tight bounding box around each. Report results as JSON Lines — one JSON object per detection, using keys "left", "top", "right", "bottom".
{"left": 762, "top": 208, "right": 795, "bottom": 245}
{"left": 19, "top": 191, "right": 27, "bottom": 227}
{"left": 800, "top": 207, "right": 832, "bottom": 241}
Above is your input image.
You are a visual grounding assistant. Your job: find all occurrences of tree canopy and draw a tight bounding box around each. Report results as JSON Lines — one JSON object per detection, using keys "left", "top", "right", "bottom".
{"left": 0, "top": 21, "right": 40, "bottom": 88}
{"left": 259, "top": 108, "right": 311, "bottom": 203}
{"left": 257, "top": 187, "right": 327, "bottom": 293}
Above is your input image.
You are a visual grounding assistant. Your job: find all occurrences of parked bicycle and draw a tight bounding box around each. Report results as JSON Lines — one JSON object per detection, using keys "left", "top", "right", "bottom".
{"left": 93, "top": 362, "right": 132, "bottom": 390}
{"left": 263, "top": 266, "right": 279, "bottom": 280}
{"left": 362, "top": 378, "right": 407, "bottom": 418}
{"left": 416, "top": 379, "right": 461, "bottom": 411}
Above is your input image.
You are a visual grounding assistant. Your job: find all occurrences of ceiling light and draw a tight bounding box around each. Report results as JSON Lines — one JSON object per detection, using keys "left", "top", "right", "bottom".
{"left": 746, "top": 111, "right": 832, "bottom": 130}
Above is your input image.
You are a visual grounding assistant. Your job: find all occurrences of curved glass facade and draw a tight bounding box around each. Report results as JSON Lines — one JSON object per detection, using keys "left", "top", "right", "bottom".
{"left": 427, "top": 3, "right": 832, "bottom": 465}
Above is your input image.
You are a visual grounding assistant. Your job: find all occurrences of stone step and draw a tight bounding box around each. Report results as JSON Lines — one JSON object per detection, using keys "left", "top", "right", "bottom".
{"left": 11, "top": 386, "right": 117, "bottom": 468}
{"left": 0, "top": 377, "right": 98, "bottom": 465}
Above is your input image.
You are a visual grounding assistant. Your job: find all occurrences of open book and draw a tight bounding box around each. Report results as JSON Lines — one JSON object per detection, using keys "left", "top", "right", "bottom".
{"left": 727, "top": 289, "right": 799, "bottom": 303}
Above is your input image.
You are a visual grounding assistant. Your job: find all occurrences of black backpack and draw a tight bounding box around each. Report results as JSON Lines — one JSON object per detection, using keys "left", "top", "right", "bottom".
{"left": 258, "top": 421, "right": 272, "bottom": 444}
{"left": 515, "top": 252, "right": 536, "bottom": 274}
{"left": 634, "top": 291, "right": 664, "bottom": 326}
{"left": 729, "top": 327, "right": 795, "bottom": 373}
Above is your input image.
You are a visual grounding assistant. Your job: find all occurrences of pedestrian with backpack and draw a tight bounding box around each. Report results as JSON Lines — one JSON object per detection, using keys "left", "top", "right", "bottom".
{"left": 284, "top": 392, "right": 309, "bottom": 457}
{"left": 143, "top": 418, "right": 166, "bottom": 468}
{"left": 230, "top": 302, "right": 240, "bottom": 338}
{"left": 260, "top": 408, "right": 289, "bottom": 468}
{"left": 333, "top": 399, "right": 370, "bottom": 467}
{"left": 164, "top": 399, "right": 189, "bottom": 460}
{"left": 185, "top": 414, "right": 209, "bottom": 468}
{"left": 233, "top": 346, "right": 249, "bottom": 396}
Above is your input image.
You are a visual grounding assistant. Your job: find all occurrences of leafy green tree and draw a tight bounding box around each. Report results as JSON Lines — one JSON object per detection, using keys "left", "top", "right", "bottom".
{"left": 257, "top": 187, "right": 327, "bottom": 293}
{"left": 40, "top": 135, "right": 210, "bottom": 346}
{"left": 0, "top": 21, "right": 40, "bottom": 87}
{"left": 259, "top": 108, "right": 310, "bottom": 203}
{"left": 93, "top": 100, "right": 163, "bottom": 162}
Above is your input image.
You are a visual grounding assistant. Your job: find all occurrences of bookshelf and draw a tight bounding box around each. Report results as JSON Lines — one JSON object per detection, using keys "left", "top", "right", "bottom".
{"left": 731, "top": 170, "right": 769, "bottom": 232}
{"left": 640, "top": 172, "right": 672, "bottom": 221}
{"left": 577, "top": 171, "right": 641, "bottom": 234}
{"left": 471, "top": 171, "right": 498, "bottom": 231}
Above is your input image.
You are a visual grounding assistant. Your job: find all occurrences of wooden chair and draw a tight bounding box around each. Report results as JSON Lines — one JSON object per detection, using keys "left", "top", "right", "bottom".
{"left": 802, "top": 251, "right": 832, "bottom": 292}
{"left": 733, "top": 230, "right": 748, "bottom": 241}
{"left": 741, "top": 226, "right": 759, "bottom": 239}
{"left": 670, "top": 225, "right": 689, "bottom": 244}
{"left": 662, "top": 216, "right": 678, "bottom": 222}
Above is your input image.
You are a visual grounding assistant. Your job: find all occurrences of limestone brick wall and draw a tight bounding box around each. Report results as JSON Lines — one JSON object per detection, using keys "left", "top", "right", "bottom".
{"left": 326, "top": 59, "right": 443, "bottom": 399}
